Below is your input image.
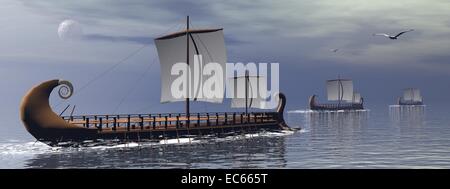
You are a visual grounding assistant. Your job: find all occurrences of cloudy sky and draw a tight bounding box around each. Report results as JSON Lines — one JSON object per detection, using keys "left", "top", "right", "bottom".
{"left": 1, "top": 0, "right": 450, "bottom": 137}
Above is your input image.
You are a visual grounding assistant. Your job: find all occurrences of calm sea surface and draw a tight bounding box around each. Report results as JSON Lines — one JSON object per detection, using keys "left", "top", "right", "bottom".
{"left": 1, "top": 104, "right": 450, "bottom": 169}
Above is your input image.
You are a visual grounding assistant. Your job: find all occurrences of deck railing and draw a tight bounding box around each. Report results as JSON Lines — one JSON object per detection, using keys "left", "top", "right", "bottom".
{"left": 60, "top": 112, "right": 278, "bottom": 131}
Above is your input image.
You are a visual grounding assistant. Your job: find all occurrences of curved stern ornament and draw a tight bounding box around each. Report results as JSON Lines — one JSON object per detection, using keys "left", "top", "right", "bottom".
{"left": 57, "top": 80, "right": 74, "bottom": 99}
{"left": 19, "top": 79, "right": 95, "bottom": 145}
{"left": 276, "top": 93, "right": 289, "bottom": 129}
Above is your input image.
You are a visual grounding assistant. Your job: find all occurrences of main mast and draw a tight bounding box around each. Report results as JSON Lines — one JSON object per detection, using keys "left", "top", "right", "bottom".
{"left": 186, "top": 16, "right": 190, "bottom": 123}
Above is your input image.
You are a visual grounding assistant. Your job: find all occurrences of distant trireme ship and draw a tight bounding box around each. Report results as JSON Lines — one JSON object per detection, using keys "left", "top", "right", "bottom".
{"left": 397, "top": 88, "right": 424, "bottom": 106}
{"left": 309, "top": 78, "right": 364, "bottom": 111}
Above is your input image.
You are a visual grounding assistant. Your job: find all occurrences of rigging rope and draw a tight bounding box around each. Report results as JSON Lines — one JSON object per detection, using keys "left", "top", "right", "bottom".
{"left": 77, "top": 44, "right": 149, "bottom": 94}
{"left": 190, "top": 21, "right": 218, "bottom": 114}
{"left": 53, "top": 44, "right": 149, "bottom": 109}
{"left": 112, "top": 57, "right": 156, "bottom": 114}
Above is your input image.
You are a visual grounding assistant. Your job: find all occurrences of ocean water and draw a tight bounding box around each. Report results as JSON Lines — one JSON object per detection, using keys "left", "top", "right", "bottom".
{"left": 1, "top": 104, "right": 450, "bottom": 169}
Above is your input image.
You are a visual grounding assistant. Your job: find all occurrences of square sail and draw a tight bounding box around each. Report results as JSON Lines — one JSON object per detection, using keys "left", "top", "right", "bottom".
{"left": 229, "top": 76, "right": 273, "bottom": 109}
{"left": 155, "top": 29, "right": 227, "bottom": 104}
{"left": 327, "top": 79, "right": 353, "bottom": 101}
{"left": 403, "top": 88, "right": 414, "bottom": 101}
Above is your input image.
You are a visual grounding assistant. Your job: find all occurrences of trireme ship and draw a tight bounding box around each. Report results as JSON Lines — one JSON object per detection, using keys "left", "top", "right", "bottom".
{"left": 19, "top": 17, "right": 292, "bottom": 146}
{"left": 309, "top": 78, "right": 364, "bottom": 111}
{"left": 397, "top": 88, "right": 423, "bottom": 105}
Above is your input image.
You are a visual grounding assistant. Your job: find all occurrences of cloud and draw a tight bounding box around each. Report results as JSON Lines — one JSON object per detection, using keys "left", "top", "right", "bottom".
{"left": 82, "top": 34, "right": 153, "bottom": 44}
{"left": 3, "top": 0, "right": 450, "bottom": 114}
{"left": 80, "top": 33, "right": 244, "bottom": 46}
{"left": 16, "top": 0, "right": 450, "bottom": 72}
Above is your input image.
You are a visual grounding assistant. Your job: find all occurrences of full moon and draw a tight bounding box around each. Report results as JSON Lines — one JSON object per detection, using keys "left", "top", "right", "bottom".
{"left": 57, "top": 19, "right": 83, "bottom": 40}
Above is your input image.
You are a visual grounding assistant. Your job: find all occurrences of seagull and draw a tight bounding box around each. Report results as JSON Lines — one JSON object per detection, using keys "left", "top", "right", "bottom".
{"left": 373, "top": 29, "right": 414, "bottom": 40}
{"left": 331, "top": 48, "right": 339, "bottom": 53}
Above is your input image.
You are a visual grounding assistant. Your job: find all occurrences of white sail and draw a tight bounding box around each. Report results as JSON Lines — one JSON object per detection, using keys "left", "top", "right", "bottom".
{"left": 403, "top": 88, "right": 414, "bottom": 101}
{"left": 155, "top": 29, "right": 227, "bottom": 103}
{"left": 327, "top": 79, "right": 353, "bottom": 101}
{"left": 327, "top": 80, "right": 339, "bottom": 101}
{"left": 352, "top": 92, "right": 362, "bottom": 103}
{"left": 413, "top": 88, "right": 422, "bottom": 102}
{"left": 229, "top": 76, "right": 271, "bottom": 109}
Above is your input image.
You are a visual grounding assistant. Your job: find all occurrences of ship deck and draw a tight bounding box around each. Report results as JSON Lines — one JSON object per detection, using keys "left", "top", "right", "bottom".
{"left": 61, "top": 112, "right": 281, "bottom": 135}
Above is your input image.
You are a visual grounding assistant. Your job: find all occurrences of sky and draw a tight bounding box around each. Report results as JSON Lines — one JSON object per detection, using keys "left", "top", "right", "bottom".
{"left": 1, "top": 0, "right": 450, "bottom": 139}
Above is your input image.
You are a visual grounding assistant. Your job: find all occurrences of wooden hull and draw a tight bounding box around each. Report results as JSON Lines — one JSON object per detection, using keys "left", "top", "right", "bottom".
{"left": 20, "top": 79, "right": 291, "bottom": 146}
{"left": 398, "top": 101, "right": 424, "bottom": 106}
{"left": 397, "top": 97, "right": 424, "bottom": 106}
{"left": 308, "top": 95, "right": 364, "bottom": 111}
{"left": 38, "top": 121, "right": 284, "bottom": 147}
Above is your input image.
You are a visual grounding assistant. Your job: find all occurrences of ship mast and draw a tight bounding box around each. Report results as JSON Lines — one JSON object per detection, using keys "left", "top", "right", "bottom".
{"left": 155, "top": 16, "right": 226, "bottom": 115}
{"left": 245, "top": 70, "right": 249, "bottom": 114}
{"left": 338, "top": 75, "right": 342, "bottom": 108}
{"left": 186, "top": 16, "right": 190, "bottom": 124}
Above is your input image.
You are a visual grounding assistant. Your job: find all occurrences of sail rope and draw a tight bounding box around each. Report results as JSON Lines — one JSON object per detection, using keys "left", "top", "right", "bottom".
{"left": 193, "top": 32, "right": 214, "bottom": 105}
{"left": 190, "top": 21, "right": 216, "bottom": 63}
{"left": 112, "top": 57, "right": 155, "bottom": 114}
{"left": 133, "top": 20, "right": 216, "bottom": 114}
{"left": 53, "top": 43, "right": 149, "bottom": 109}
{"left": 190, "top": 21, "right": 219, "bottom": 113}
{"left": 76, "top": 44, "right": 149, "bottom": 95}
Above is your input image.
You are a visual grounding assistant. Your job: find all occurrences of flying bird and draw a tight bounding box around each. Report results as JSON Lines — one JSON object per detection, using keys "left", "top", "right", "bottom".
{"left": 331, "top": 48, "right": 339, "bottom": 53}
{"left": 373, "top": 29, "right": 414, "bottom": 40}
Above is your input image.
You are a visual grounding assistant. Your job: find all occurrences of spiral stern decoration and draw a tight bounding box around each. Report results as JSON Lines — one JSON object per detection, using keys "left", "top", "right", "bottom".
{"left": 57, "top": 80, "right": 74, "bottom": 99}
{"left": 20, "top": 79, "right": 95, "bottom": 144}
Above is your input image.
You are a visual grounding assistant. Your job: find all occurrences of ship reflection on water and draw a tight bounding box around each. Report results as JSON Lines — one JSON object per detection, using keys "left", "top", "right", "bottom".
{"left": 5, "top": 105, "right": 450, "bottom": 169}
{"left": 284, "top": 108, "right": 448, "bottom": 168}
{"left": 24, "top": 135, "right": 288, "bottom": 169}
{"left": 289, "top": 110, "right": 369, "bottom": 135}
{"left": 389, "top": 105, "right": 425, "bottom": 128}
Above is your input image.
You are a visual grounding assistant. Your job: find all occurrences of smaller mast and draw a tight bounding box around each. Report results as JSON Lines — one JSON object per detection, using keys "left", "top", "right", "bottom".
{"left": 338, "top": 75, "right": 342, "bottom": 108}
{"left": 245, "top": 70, "right": 249, "bottom": 114}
